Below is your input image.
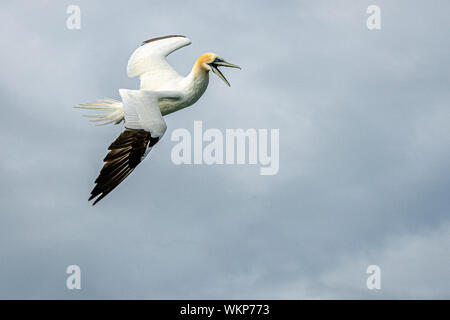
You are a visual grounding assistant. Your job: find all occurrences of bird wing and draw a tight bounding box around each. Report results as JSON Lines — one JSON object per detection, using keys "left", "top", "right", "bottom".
{"left": 126, "top": 35, "right": 191, "bottom": 88}
{"left": 89, "top": 89, "right": 181, "bottom": 205}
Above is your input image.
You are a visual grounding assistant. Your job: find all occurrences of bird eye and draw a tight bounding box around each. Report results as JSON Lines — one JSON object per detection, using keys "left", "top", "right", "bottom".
{"left": 213, "top": 57, "right": 222, "bottom": 63}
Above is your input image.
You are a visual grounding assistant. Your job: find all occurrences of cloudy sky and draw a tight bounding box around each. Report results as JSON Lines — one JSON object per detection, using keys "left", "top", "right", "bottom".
{"left": 0, "top": 0, "right": 449, "bottom": 299}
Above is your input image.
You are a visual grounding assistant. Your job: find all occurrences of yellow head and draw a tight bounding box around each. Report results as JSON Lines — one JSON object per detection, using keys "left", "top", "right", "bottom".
{"left": 194, "top": 52, "right": 241, "bottom": 86}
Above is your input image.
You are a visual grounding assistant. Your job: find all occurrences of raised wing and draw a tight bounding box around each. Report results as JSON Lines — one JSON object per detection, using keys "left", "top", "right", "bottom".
{"left": 126, "top": 35, "right": 191, "bottom": 89}
{"left": 88, "top": 89, "right": 181, "bottom": 205}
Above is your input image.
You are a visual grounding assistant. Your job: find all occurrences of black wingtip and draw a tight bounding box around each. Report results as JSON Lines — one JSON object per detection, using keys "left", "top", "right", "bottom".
{"left": 141, "top": 34, "right": 186, "bottom": 46}
{"left": 88, "top": 128, "right": 156, "bottom": 207}
{"left": 89, "top": 193, "right": 104, "bottom": 206}
{"left": 88, "top": 194, "right": 99, "bottom": 206}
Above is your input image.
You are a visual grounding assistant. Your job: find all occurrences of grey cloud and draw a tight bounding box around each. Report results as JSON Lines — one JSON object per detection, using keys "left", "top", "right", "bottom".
{"left": 0, "top": 0, "right": 449, "bottom": 299}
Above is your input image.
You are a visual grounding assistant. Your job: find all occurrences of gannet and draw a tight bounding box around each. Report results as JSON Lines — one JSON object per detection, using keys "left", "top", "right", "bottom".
{"left": 76, "top": 35, "right": 240, "bottom": 205}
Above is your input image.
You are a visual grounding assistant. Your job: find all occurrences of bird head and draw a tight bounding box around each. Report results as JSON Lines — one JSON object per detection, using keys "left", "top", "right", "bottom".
{"left": 197, "top": 53, "right": 241, "bottom": 86}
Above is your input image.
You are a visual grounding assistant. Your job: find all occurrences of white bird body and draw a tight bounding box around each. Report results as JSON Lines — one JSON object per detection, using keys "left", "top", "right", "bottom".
{"left": 129, "top": 35, "right": 209, "bottom": 116}
{"left": 155, "top": 70, "right": 210, "bottom": 116}
{"left": 76, "top": 35, "right": 240, "bottom": 205}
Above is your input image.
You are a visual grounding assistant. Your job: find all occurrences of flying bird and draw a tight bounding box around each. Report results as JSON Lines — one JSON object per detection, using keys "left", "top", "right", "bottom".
{"left": 76, "top": 35, "right": 240, "bottom": 205}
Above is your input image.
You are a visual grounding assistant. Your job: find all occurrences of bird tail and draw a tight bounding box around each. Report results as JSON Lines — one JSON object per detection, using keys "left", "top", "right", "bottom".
{"left": 74, "top": 98, "right": 124, "bottom": 126}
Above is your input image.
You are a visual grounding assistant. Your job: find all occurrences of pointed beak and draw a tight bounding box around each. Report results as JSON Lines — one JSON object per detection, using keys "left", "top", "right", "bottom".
{"left": 210, "top": 60, "right": 241, "bottom": 87}
{"left": 214, "top": 61, "right": 241, "bottom": 69}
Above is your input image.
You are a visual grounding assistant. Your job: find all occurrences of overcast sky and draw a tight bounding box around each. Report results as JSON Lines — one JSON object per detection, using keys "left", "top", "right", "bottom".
{"left": 0, "top": 0, "right": 449, "bottom": 299}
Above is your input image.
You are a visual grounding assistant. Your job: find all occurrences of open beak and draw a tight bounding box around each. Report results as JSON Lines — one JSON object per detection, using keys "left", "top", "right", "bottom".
{"left": 210, "top": 60, "right": 241, "bottom": 87}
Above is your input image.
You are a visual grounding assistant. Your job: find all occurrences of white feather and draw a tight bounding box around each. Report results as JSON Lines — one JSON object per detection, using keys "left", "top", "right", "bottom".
{"left": 76, "top": 35, "right": 213, "bottom": 128}
{"left": 74, "top": 98, "right": 124, "bottom": 126}
{"left": 126, "top": 36, "right": 191, "bottom": 90}
{"left": 119, "top": 89, "right": 182, "bottom": 138}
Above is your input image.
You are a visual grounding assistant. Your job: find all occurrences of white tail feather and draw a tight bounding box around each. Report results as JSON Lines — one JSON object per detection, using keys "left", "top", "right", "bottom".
{"left": 74, "top": 98, "right": 124, "bottom": 126}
